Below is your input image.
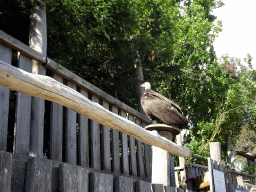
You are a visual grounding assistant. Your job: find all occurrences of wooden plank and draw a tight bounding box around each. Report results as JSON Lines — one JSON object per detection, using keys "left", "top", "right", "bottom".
{"left": 170, "top": 155, "right": 176, "bottom": 187}
{"left": 136, "top": 180, "right": 151, "bottom": 192}
{"left": 77, "top": 166, "right": 89, "bottom": 192}
{"left": 59, "top": 163, "right": 78, "bottom": 192}
{"left": 188, "top": 166, "right": 196, "bottom": 178}
{"left": 120, "top": 111, "right": 129, "bottom": 175}
{"left": 135, "top": 119, "right": 145, "bottom": 178}
{"left": 90, "top": 171, "right": 113, "bottom": 192}
{"left": 0, "top": 44, "right": 12, "bottom": 151}
{"left": 164, "top": 186, "right": 176, "bottom": 192}
{"left": 111, "top": 106, "right": 121, "bottom": 173}
{"left": 46, "top": 59, "right": 150, "bottom": 124}
{"left": 186, "top": 162, "right": 208, "bottom": 170}
{"left": 208, "top": 158, "right": 214, "bottom": 192}
{"left": 78, "top": 89, "right": 89, "bottom": 167}
{"left": 29, "top": 4, "right": 47, "bottom": 158}
{"left": 143, "top": 123, "right": 152, "bottom": 179}
{"left": 0, "top": 30, "right": 46, "bottom": 63}
{"left": 51, "top": 160, "right": 61, "bottom": 192}
{"left": 91, "top": 95, "right": 101, "bottom": 170}
{"left": 152, "top": 184, "right": 164, "bottom": 192}
{"left": 0, "top": 152, "right": 12, "bottom": 192}
{"left": 25, "top": 157, "right": 52, "bottom": 192}
{"left": 0, "top": 29, "right": 151, "bottom": 125}
{"left": 128, "top": 115, "right": 137, "bottom": 176}
{"left": 30, "top": 63, "right": 46, "bottom": 158}
{"left": 115, "top": 175, "right": 134, "bottom": 192}
{"left": 65, "top": 81, "right": 77, "bottom": 164}
{"left": 14, "top": 53, "right": 32, "bottom": 155}
{"left": 102, "top": 100, "right": 111, "bottom": 172}
{"left": 195, "top": 167, "right": 199, "bottom": 177}
{"left": 50, "top": 73, "right": 63, "bottom": 161}
{"left": 11, "top": 158, "right": 27, "bottom": 192}
{"left": 0, "top": 62, "right": 192, "bottom": 158}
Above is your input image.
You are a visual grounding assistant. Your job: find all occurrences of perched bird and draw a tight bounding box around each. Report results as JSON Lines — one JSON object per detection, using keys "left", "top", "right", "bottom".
{"left": 140, "top": 82, "right": 189, "bottom": 128}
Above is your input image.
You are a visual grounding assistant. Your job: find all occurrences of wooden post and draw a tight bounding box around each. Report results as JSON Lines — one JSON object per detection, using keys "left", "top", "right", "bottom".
{"left": 177, "top": 133, "right": 187, "bottom": 189}
{"left": 152, "top": 131, "right": 172, "bottom": 186}
{"left": 210, "top": 142, "right": 221, "bottom": 162}
{"left": 29, "top": 1, "right": 47, "bottom": 158}
{"left": 227, "top": 134, "right": 231, "bottom": 170}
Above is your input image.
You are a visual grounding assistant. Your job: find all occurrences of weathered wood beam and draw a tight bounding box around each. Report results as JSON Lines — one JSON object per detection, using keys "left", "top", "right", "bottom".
{"left": 0, "top": 29, "right": 150, "bottom": 123}
{"left": 0, "top": 60, "right": 192, "bottom": 158}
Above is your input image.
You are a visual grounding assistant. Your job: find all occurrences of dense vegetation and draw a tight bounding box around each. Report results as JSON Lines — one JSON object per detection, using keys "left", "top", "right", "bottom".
{"left": 1, "top": 0, "right": 256, "bottom": 171}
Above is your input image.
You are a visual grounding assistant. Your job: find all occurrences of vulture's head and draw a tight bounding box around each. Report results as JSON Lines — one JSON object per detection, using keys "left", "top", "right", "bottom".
{"left": 140, "top": 82, "right": 151, "bottom": 90}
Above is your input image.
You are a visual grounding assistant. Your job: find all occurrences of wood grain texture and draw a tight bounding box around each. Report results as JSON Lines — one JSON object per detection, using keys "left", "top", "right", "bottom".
{"left": 46, "top": 58, "right": 151, "bottom": 124}
{"left": 90, "top": 172, "right": 114, "bottom": 192}
{"left": 120, "top": 111, "right": 129, "bottom": 175}
{"left": 128, "top": 115, "right": 137, "bottom": 176}
{"left": 135, "top": 119, "right": 145, "bottom": 178}
{"left": 0, "top": 30, "right": 46, "bottom": 63}
{"left": 102, "top": 100, "right": 111, "bottom": 172}
{"left": 65, "top": 81, "right": 77, "bottom": 164}
{"left": 76, "top": 166, "right": 89, "bottom": 192}
{"left": 164, "top": 186, "right": 176, "bottom": 192}
{"left": 208, "top": 158, "right": 214, "bottom": 192}
{"left": 14, "top": 54, "right": 32, "bottom": 155}
{"left": 170, "top": 155, "right": 176, "bottom": 187}
{"left": 0, "top": 152, "right": 12, "bottom": 192}
{"left": 29, "top": 4, "right": 47, "bottom": 159}
{"left": 50, "top": 73, "right": 63, "bottom": 161}
{"left": 0, "top": 29, "right": 150, "bottom": 125}
{"left": 111, "top": 106, "right": 121, "bottom": 173}
{"left": 78, "top": 89, "right": 89, "bottom": 167}
{"left": 0, "top": 61, "right": 192, "bottom": 158}
{"left": 30, "top": 63, "right": 46, "bottom": 158}
{"left": 152, "top": 184, "right": 164, "bottom": 192}
{"left": 136, "top": 180, "right": 151, "bottom": 192}
{"left": 0, "top": 44, "right": 11, "bottom": 151}
{"left": 91, "top": 95, "right": 101, "bottom": 170}
{"left": 25, "top": 157, "right": 52, "bottom": 192}
{"left": 115, "top": 176, "right": 134, "bottom": 192}
{"left": 11, "top": 158, "right": 27, "bottom": 192}
{"left": 59, "top": 163, "right": 78, "bottom": 192}
{"left": 142, "top": 122, "right": 152, "bottom": 179}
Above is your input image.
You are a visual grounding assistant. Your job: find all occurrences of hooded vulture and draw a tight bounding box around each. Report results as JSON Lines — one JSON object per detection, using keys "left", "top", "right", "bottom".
{"left": 140, "top": 82, "right": 189, "bottom": 128}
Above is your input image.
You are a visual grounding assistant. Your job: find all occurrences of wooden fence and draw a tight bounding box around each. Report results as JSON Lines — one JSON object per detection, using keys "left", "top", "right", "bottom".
{"left": 0, "top": 28, "right": 195, "bottom": 191}
{"left": 175, "top": 161, "right": 256, "bottom": 191}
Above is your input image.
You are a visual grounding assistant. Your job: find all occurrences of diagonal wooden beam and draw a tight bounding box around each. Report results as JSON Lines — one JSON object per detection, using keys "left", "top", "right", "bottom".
{"left": 0, "top": 60, "right": 192, "bottom": 158}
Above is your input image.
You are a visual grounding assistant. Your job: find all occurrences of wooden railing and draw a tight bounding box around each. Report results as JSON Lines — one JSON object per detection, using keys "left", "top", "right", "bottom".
{"left": 0, "top": 29, "right": 153, "bottom": 179}
{"left": 0, "top": 26, "right": 192, "bottom": 182}
{"left": 175, "top": 161, "right": 255, "bottom": 190}
{"left": 226, "top": 169, "right": 256, "bottom": 185}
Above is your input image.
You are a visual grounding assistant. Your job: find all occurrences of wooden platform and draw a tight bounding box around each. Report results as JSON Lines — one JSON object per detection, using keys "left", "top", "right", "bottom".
{"left": 145, "top": 124, "right": 181, "bottom": 135}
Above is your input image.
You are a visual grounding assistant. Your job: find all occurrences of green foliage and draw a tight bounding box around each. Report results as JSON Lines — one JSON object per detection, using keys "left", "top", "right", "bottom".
{"left": 3, "top": 0, "right": 256, "bottom": 168}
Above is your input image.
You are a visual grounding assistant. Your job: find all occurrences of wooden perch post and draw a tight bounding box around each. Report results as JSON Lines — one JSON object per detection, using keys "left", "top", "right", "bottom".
{"left": 147, "top": 124, "right": 181, "bottom": 187}
{"left": 0, "top": 61, "right": 192, "bottom": 158}
{"left": 152, "top": 131, "right": 173, "bottom": 186}
{"left": 210, "top": 142, "right": 221, "bottom": 162}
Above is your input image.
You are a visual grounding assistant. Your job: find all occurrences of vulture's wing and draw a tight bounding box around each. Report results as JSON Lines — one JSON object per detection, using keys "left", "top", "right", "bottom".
{"left": 144, "top": 89, "right": 188, "bottom": 125}
{"left": 148, "top": 90, "right": 182, "bottom": 113}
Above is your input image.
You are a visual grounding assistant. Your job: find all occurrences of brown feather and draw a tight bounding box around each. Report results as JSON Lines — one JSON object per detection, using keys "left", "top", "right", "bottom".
{"left": 141, "top": 88, "right": 189, "bottom": 126}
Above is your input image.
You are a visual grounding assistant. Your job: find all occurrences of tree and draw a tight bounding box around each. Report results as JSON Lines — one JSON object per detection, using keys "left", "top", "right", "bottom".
{"left": 184, "top": 54, "right": 256, "bottom": 165}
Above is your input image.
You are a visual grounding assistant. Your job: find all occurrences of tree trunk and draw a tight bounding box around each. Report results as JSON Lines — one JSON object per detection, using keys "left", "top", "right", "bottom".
{"left": 130, "top": 35, "right": 145, "bottom": 114}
